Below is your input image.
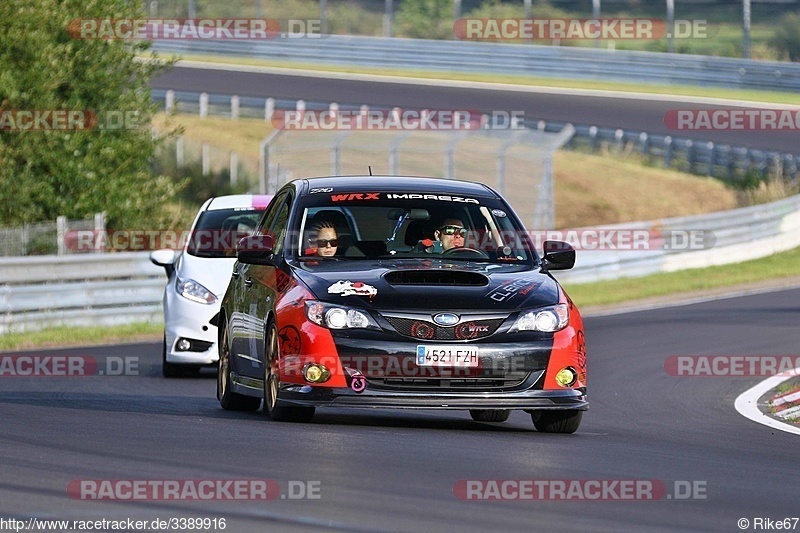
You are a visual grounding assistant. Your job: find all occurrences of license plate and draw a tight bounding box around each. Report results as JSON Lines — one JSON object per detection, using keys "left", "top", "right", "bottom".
{"left": 416, "top": 345, "right": 479, "bottom": 367}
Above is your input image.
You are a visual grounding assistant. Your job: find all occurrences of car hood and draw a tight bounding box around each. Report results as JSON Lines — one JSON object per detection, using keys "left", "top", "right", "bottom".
{"left": 177, "top": 253, "right": 237, "bottom": 299}
{"left": 291, "top": 259, "right": 559, "bottom": 311}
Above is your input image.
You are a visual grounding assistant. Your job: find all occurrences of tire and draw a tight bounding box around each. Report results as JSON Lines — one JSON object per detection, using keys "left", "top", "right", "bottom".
{"left": 469, "top": 409, "right": 511, "bottom": 423}
{"left": 217, "top": 320, "right": 261, "bottom": 411}
{"left": 162, "top": 335, "right": 181, "bottom": 378}
{"left": 530, "top": 410, "right": 583, "bottom": 434}
{"left": 263, "top": 321, "right": 315, "bottom": 423}
{"left": 162, "top": 334, "right": 201, "bottom": 378}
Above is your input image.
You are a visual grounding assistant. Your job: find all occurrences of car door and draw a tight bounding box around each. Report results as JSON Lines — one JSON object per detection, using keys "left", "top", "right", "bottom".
{"left": 235, "top": 191, "right": 293, "bottom": 380}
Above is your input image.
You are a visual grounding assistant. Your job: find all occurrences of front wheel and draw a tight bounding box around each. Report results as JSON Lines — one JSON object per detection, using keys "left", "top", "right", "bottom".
{"left": 469, "top": 409, "right": 511, "bottom": 422}
{"left": 263, "top": 321, "right": 315, "bottom": 423}
{"left": 530, "top": 410, "right": 583, "bottom": 433}
{"left": 217, "top": 320, "right": 260, "bottom": 411}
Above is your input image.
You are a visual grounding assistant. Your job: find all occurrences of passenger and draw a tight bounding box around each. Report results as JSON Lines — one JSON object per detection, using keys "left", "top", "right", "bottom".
{"left": 308, "top": 220, "right": 339, "bottom": 257}
{"left": 434, "top": 218, "right": 467, "bottom": 251}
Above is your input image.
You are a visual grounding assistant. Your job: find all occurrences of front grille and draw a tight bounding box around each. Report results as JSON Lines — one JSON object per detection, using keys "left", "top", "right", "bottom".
{"left": 383, "top": 316, "right": 504, "bottom": 340}
{"left": 384, "top": 270, "right": 488, "bottom": 286}
{"left": 367, "top": 372, "right": 530, "bottom": 390}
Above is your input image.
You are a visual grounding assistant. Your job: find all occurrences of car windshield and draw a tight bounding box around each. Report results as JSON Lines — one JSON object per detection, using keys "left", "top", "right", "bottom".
{"left": 186, "top": 207, "right": 265, "bottom": 258}
{"left": 294, "top": 192, "right": 536, "bottom": 263}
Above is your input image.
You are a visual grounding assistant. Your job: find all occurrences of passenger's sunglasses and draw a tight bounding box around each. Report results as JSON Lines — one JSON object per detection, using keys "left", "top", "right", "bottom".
{"left": 438, "top": 225, "right": 467, "bottom": 237}
{"left": 313, "top": 238, "right": 339, "bottom": 248}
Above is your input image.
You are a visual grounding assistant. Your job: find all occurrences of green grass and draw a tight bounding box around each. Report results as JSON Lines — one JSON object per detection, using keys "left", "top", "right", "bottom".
{"left": 0, "top": 322, "right": 162, "bottom": 352}
{"left": 166, "top": 53, "right": 800, "bottom": 106}
{"left": 563, "top": 245, "right": 800, "bottom": 308}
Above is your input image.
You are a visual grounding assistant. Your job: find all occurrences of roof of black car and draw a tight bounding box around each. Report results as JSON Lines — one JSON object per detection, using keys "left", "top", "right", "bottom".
{"left": 299, "top": 176, "right": 498, "bottom": 197}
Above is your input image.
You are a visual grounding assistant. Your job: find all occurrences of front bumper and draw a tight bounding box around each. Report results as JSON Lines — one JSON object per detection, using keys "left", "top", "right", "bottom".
{"left": 277, "top": 383, "right": 588, "bottom": 411}
{"left": 163, "top": 282, "right": 220, "bottom": 365}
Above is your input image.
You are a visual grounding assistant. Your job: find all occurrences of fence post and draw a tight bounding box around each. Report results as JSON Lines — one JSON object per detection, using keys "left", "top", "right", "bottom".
{"left": 199, "top": 92, "right": 209, "bottom": 118}
{"left": 706, "top": 141, "right": 715, "bottom": 176}
{"left": 57, "top": 216, "right": 66, "bottom": 256}
{"left": 94, "top": 212, "right": 106, "bottom": 253}
{"left": 639, "top": 132, "right": 649, "bottom": 155}
{"left": 664, "top": 136, "right": 673, "bottom": 168}
{"left": 22, "top": 222, "right": 29, "bottom": 256}
{"left": 165, "top": 89, "right": 175, "bottom": 114}
{"left": 589, "top": 126, "right": 598, "bottom": 152}
{"left": 202, "top": 143, "right": 210, "bottom": 175}
{"left": 231, "top": 95, "right": 240, "bottom": 120}
{"left": 265, "top": 97, "right": 275, "bottom": 122}
{"left": 686, "top": 140, "right": 694, "bottom": 173}
{"left": 230, "top": 151, "right": 238, "bottom": 186}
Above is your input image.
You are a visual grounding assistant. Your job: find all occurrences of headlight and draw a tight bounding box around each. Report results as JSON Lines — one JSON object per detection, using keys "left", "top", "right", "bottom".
{"left": 176, "top": 277, "right": 217, "bottom": 304}
{"left": 305, "top": 301, "right": 377, "bottom": 330}
{"left": 510, "top": 304, "right": 569, "bottom": 332}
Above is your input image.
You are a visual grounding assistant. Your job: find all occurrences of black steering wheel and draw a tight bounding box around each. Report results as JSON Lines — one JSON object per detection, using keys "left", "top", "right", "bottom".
{"left": 441, "top": 246, "right": 489, "bottom": 258}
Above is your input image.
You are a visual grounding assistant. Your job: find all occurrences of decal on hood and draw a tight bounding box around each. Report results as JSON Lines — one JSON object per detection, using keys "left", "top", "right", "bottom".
{"left": 328, "top": 280, "right": 378, "bottom": 297}
{"left": 486, "top": 277, "right": 543, "bottom": 302}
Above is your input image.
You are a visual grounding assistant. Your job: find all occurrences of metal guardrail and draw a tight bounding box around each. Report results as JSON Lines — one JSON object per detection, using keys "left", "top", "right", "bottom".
{"left": 152, "top": 35, "right": 800, "bottom": 92}
{"left": 152, "top": 89, "right": 800, "bottom": 182}
{"left": 3, "top": 194, "right": 800, "bottom": 332}
{"left": 554, "top": 193, "right": 800, "bottom": 285}
{"left": 0, "top": 253, "right": 164, "bottom": 334}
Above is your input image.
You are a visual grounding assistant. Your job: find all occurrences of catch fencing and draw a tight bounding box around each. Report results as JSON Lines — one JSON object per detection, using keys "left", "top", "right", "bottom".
{"left": 152, "top": 89, "right": 800, "bottom": 184}
{"left": 0, "top": 214, "right": 106, "bottom": 258}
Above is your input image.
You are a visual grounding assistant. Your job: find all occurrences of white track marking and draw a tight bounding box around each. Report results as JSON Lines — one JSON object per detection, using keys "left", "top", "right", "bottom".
{"left": 734, "top": 370, "right": 800, "bottom": 436}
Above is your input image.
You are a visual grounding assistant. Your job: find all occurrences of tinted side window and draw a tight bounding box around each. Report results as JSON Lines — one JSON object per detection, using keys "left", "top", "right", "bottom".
{"left": 270, "top": 202, "right": 291, "bottom": 256}
{"left": 256, "top": 191, "right": 289, "bottom": 236}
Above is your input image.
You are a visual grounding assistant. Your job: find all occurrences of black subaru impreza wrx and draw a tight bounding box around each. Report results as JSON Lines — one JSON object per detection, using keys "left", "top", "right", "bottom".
{"left": 217, "top": 176, "right": 587, "bottom": 433}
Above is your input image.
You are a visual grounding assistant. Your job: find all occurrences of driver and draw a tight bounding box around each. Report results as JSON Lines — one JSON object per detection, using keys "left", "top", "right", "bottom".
{"left": 434, "top": 218, "right": 467, "bottom": 251}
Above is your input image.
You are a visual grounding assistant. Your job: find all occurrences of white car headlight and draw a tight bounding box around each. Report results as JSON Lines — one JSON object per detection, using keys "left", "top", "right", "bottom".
{"left": 176, "top": 277, "right": 217, "bottom": 304}
{"left": 511, "top": 304, "right": 569, "bottom": 332}
{"left": 305, "top": 301, "right": 377, "bottom": 330}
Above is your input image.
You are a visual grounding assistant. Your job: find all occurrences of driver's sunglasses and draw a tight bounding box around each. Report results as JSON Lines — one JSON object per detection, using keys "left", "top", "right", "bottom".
{"left": 439, "top": 225, "right": 467, "bottom": 237}
{"left": 314, "top": 238, "right": 339, "bottom": 248}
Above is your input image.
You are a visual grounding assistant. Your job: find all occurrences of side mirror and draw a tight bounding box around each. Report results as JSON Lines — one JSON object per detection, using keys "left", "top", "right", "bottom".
{"left": 237, "top": 235, "right": 275, "bottom": 265}
{"left": 149, "top": 249, "right": 176, "bottom": 277}
{"left": 542, "top": 240, "right": 575, "bottom": 270}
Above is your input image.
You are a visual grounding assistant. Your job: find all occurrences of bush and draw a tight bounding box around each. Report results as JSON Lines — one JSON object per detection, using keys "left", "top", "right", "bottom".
{"left": 768, "top": 12, "right": 800, "bottom": 61}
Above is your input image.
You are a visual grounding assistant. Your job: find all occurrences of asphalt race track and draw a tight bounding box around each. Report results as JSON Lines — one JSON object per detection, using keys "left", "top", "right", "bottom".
{"left": 152, "top": 66, "right": 800, "bottom": 153}
{"left": 1, "top": 288, "right": 799, "bottom": 532}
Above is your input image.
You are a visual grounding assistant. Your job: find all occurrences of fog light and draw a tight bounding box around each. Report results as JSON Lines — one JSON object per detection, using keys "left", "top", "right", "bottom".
{"left": 176, "top": 338, "right": 191, "bottom": 351}
{"left": 303, "top": 363, "right": 331, "bottom": 383}
{"left": 554, "top": 367, "right": 577, "bottom": 387}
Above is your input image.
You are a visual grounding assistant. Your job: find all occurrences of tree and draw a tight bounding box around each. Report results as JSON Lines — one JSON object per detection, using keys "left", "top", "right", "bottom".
{"left": 395, "top": 0, "right": 452, "bottom": 40}
{"left": 0, "top": 0, "right": 177, "bottom": 228}
{"left": 768, "top": 12, "right": 800, "bottom": 61}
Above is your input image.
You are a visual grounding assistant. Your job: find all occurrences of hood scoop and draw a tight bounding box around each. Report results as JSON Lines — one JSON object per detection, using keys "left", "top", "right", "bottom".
{"left": 384, "top": 270, "right": 489, "bottom": 286}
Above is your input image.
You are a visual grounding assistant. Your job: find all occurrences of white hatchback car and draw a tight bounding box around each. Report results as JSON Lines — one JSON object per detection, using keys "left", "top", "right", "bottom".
{"left": 150, "top": 195, "right": 272, "bottom": 377}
